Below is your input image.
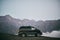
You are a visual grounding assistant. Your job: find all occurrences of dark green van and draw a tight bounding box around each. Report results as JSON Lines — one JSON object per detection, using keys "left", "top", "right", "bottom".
{"left": 18, "top": 26, "right": 42, "bottom": 37}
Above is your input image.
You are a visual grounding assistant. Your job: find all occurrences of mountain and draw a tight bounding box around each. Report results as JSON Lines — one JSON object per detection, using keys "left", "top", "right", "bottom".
{"left": 0, "top": 15, "right": 60, "bottom": 35}
{"left": 0, "top": 15, "right": 20, "bottom": 35}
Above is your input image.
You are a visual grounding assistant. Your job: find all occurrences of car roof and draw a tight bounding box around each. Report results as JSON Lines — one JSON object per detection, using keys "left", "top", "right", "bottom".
{"left": 20, "top": 26, "right": 34, "bottom": 29}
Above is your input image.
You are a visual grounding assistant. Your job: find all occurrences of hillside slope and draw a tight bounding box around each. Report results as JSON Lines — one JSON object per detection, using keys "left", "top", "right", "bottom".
{"left": 0, "top": 33, "right": 60, "bottom": 40}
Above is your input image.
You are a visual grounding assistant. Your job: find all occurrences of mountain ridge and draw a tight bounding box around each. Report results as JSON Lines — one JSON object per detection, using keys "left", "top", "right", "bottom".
{"left": 0, "top": 15, "right": 60, "bottom": 35}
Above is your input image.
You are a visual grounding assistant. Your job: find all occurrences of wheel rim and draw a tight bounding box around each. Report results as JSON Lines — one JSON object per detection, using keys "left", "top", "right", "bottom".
{"left": 22, "top": 34, "right": 25, "bottom": 37}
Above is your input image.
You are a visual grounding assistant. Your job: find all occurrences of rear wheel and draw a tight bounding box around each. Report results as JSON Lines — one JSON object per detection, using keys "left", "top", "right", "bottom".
{"left": 22, "top": 33, "right": 27, "bottom": 37}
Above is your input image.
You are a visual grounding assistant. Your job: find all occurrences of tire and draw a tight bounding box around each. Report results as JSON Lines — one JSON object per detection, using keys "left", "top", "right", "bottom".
{"left": 22, "top": 33, "right": 27, "bottom": 37}
{"left": 35, "top": 33, "right": 38, "bottom": 37}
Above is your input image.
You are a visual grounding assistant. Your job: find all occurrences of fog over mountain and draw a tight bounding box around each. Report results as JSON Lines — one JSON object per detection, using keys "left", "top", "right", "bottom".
{"left": 42, "top": 30, "right": 60, "bottom": 38}
{"left": 0, "top": 15, "right": 60, "bottom": 35}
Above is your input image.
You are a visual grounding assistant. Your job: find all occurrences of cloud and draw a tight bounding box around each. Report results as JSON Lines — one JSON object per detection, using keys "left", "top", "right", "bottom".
{"left": 42, "top": 30, "right": 60, "bottom": 38}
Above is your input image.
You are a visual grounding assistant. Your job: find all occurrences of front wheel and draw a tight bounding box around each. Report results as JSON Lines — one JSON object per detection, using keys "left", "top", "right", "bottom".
{"left": 35, "top": 33, "right": 38, "bottom": 37}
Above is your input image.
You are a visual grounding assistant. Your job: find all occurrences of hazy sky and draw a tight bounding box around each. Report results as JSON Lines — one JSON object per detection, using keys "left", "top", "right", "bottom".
{"left": 0, "top": 0, "right": 60, "bottom": 21}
